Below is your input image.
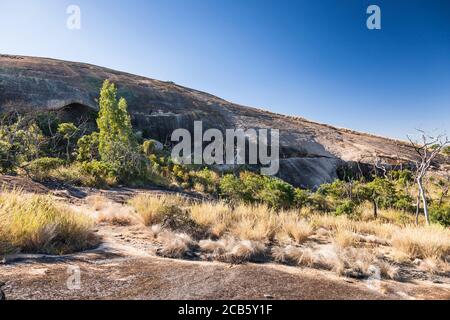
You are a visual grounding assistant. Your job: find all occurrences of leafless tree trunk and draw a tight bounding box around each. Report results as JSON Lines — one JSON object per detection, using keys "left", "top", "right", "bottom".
{"left": 415, "top": 194, "right": 420, "bottom": 225}
{"left": 374, "top": 157, "right": 388, "bottom": 178}
{"left": 372, "top": 199, "right": 378, "bottom": 219}
{"left": 408, "top": 131, "right": 449, "bottom": 225}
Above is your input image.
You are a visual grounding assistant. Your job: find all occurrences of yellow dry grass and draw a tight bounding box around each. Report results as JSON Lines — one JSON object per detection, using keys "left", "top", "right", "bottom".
{"left": 128, "top": 194, "right": 188, "bottom": 226}
{"left": 276, "top": 211, "right": 313, "bottom": 244}
{"left": 127, "top": 194, "right": 450, "bottom": 273}
{"left": 0, "top": 190, "right": 96, "bottom": 255}
{"left": 190, "top": 202, "right": 231, "bottom": 237}
{"left": 391, "top": 225, "right": 450, "bottom": 260}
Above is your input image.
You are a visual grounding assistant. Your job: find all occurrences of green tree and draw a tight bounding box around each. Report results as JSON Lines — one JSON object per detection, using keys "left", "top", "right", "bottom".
{"left": 355, "top": 178, "right": 396, "bottom": 218}
{"left": 96, "top": 80, "right": 142, "bottom": 179}
{"left": 0, "top": 119, "right": 45, "bottom": 172}
{"left": 97, "top": 80, "right": 134, "bottom": 160}
{"left": 57, "top": 122, "right": 78, "bottom": 161}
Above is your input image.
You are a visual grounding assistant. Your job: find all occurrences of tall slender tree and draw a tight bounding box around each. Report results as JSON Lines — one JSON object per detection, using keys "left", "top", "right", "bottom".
{"left": 96, "top": 80, "right": 140, "bottom": 178}
{"left": 97, "top": 80, "right": 135, "bottom": 163}
{"left": 408, "top": 131, "right": 449, "bottom": 225}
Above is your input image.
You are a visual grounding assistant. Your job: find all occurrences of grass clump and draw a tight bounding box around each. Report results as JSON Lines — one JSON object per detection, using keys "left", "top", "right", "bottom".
{"left": 129, "top": 194, "right": 187, "bottom": 226}
{"left": 276, "top": 211, "right": 313, "bottom": 244}
{"left": 391, "top": 225, "right": 450, "bottom": 260}
{"left": 0, "top": 191, "right": 97, "bottom": 255}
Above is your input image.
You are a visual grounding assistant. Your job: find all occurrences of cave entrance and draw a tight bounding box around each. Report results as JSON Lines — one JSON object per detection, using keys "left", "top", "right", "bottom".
{"left": 55, "top": 103, "right": 98, "bottom": 130}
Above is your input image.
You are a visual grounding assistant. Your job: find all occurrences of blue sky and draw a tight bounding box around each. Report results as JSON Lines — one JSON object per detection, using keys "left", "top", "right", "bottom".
{"left": 0, "top": 0, "right": 449, "bottom": 140}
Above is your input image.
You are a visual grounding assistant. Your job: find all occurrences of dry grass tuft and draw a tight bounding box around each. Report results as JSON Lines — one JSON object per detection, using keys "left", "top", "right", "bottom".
{"left": 309, "top": 214, "right": 398, "bottom": 240}
{"left": 86, "top": 195, "right": 110, "bottom": 211}
{"left": 190, "top": 202, "right": 231, "bottom": 237}
{"left": 87, "top": 195, "right": 137, "bottom": 226}
{"left": 418, "top": 257, "right": 450, "bottom": 275}
{"left": 391, "top": 225, "right": 450, "bottom": 260}
{"left": 0, "top": 191, "right": 97, "bottom": 255}
{"left": 375, "top": 260, "right": 400, "bottom": 280}
{"left": 276, "top": 212, "right": 313, "bottom": 244}
{"left": 331, "top": 246, "right": 399, "bottom": 280}
{"left": 332, "top": 247, "right": 377, "bottom": 278}
{"left": 333, "top": 228, "right": 360, "bottom": 249}
{"left": 230, "top": 204, "right": 278, "bottom": 241}
{"left": 200, "top": 236, "right": 266, "bottom": 263}
{"left": 271, "top": 245, "right": 316, "bottom": 267}
{"left": 129, "top": 194, "right": 187, "bottom": 226}
{"left": 156, "top": 230, "right": 196, "bottom": 258}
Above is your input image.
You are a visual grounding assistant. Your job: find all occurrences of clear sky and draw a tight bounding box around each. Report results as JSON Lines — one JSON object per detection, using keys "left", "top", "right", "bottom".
{"left": 0, "top": 0, "right": 449, "bottom": 140}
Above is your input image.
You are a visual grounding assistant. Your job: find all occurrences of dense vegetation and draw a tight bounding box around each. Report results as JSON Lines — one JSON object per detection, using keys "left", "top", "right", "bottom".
{"left": 0, "top": 80, "right": 448, "bottom": 228}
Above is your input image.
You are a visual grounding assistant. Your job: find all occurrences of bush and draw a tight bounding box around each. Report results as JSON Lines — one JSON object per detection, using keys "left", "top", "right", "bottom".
{"left": 430, "top": 204, "right": 450, "bottom": 227}
{"left": 76, "top": 132, "right": 100, "bottom": 162}
{"left": 394, "top": 193, "right": 414, "bottom": 212}
{"left": 294, "top": 188, "right": 309, "bottom": 208}
{"left": 142, "top": 140, "right": 158, "bottom": 156}
{"left": 443, "top": 146, "right": 450, "bottom": 156}
{"left": 0, "top": 120, "right": 45, "bottom": 172}
{"left": 335, "top": 200, "right": 359, "bottom": 218}
{"left": 307, "top": 193, "right": 332, "bottom": 212}
{"left": 220, "top": 174, "right": 244, "bottom": 203}
{"left": 317, "top": 180, "right": 348, "bottom": 199}
{"left": 220, "top": 171, "right": 296, "bottom": 210}
{"left": 25, "top": 157, "right": 65, "bottom": 179}
{"left": 256, "top": 177, "right": 295, "bottom": 210}
{"left": 190, "top": 168, "right": 220, "bottom": 194}
{"left": 79, "top": 160, "right": 117, "bottom": 187}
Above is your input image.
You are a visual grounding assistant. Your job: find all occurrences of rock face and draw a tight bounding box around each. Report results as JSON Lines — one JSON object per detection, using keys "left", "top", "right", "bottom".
{"left": 0, "top": 54, "right": 430, "bottom": 188}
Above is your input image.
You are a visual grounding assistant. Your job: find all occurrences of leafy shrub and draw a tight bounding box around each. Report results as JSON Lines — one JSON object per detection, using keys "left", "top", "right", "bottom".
{"left": 307, "top": 193, "right": 332, "bottom": 212}
{"left": 294, "top": 188, "right": 309, "bottom": 208}
{"left": 57, "top": 122, "right": 79, "bottom": 161}
{"left": 142, "top": 140, "right": 156, "bottom": 156}
{"left": 25, "top": 157, "right": 65, "bottom": 179}
{"left": 220, "top": 171, "right": 295, "bottom": 210}
{"left": 220, "top": 174, "right": 244, "bottom": 203}
{"left": 35, "top": 113, "right": 60, "bottom": 137}
{"left": 79, "top": 160, "right": 117, "bottom": 187}
{"left": 191, "top": 168, "right": 220, "bottom": 194}
{"left": 443, "top": 146, "right": 450, "bottom": 156}
{"left": 389, "top": 170, "right": 413, "bottom": 187}
{"left": 335, "top": 200, "right": 359, "bottom": 218}
{"left": 256, "top": 177, "right": 295, "bottom": 210}
{"left": 0, "top": 120, "right": 45, "bottom": 172}
{"left": 76, "top": 132, "right": 100, "bottom": 162}
{"left": 430, "top": 204, "right": 450, "bottom": 227}
{"left": 317, "top": 180, "right": 348, "bottom": 199}
{"left": 393, "top": 193, "right": 414, "bottom": 212}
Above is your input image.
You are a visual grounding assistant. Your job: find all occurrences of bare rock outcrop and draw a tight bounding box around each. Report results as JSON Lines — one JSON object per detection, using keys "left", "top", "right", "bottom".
{"left": 0, "top": 54, "right": 439, "bottom": 188}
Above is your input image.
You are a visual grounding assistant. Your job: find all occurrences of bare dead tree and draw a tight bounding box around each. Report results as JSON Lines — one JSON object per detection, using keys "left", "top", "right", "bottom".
{"left": 374, "top": 156, "right": 388, "bottom": 178}
{"left": 407, "top": 131, "right": 449, "bottom": 225}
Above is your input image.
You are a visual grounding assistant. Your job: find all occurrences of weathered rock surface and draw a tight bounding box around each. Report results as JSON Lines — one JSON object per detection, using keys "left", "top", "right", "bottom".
{"left": 0, "top": 54, "right": 440, "bottom": 188}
